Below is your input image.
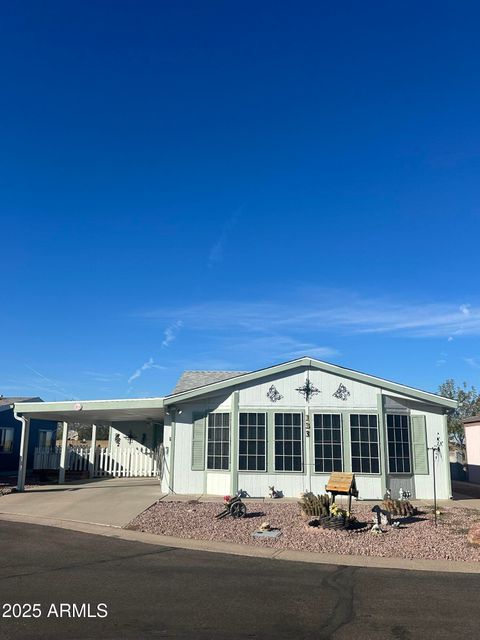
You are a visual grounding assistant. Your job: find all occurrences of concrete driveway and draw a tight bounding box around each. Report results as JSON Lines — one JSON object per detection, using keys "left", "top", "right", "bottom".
{"left": 0, "top": 477, "right": 162, "bottom": 527}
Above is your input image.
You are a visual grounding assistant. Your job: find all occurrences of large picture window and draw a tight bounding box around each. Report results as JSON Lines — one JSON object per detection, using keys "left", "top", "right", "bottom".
{"left": 313, "top": 414, "right": 343, "bottom": 472}
{"left": 387, "top": 414, "right": 411, "bottom": 473}
{"left": 239, "top": 413, "right": 266, "bottom": 471}
{"left": 207, "top": 413, "right": 230, "bottom": 470}
{"left": 0, "top": 428, "right": 14, "bottom": 454}
{"left": 350, "top": 414, "right": 379, "bottom": 474}
{"left": 274, "top": 413, "right": 303, "bottom": 471}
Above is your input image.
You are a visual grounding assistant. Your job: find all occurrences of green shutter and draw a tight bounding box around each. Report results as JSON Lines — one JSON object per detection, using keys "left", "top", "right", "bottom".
{"left": 411, "top": 415, "right": 428, "bottom": 475}
{"left": 191, "top": 412, "right": 206, "bottom": 471}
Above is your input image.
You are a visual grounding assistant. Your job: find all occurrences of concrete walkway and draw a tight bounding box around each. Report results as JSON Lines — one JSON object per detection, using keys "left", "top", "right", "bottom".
{"left": 0, "top": 477, "right": 162, "bottom": 527}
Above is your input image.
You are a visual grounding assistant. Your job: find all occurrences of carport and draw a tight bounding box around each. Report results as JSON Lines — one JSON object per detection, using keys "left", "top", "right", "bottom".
{"left": 13, "top": 397, "right": 165, "bottom": 491}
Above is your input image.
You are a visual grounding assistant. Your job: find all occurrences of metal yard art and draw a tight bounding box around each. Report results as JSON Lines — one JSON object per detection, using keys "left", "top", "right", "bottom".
{"left": 428, "top": 433, "right": 443, "bottom": 526}
{"left": 215, "top": 494, "right": 247, "bottom": 519}
{"left": 295, "top": 377, "right": 321, "bottom": 402}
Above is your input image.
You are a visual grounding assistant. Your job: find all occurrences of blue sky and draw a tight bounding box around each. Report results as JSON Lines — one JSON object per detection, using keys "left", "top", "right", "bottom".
{"left": 1, "top": 1, "right": 480, "bottom": 400}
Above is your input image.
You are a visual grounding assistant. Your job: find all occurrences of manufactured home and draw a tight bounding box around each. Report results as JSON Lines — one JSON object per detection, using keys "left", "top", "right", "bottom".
{"left": 13, "top": 357, "right": 456, "bottom": 499}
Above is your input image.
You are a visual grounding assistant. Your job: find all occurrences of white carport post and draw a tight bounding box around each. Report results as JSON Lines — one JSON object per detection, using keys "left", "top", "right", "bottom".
{"left": 89, "top": 424, "right": 97, "bottom": 478}
{"left": 58, "top": 421, "right": 68, "bottom": 484}
{"left": 15, "top": 414, "right": 30, "bottom": 492}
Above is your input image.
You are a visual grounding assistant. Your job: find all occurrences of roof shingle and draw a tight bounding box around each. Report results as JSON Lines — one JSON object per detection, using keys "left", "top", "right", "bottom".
{"left": 171, "top": 371, "right": 249, "bottom": 394}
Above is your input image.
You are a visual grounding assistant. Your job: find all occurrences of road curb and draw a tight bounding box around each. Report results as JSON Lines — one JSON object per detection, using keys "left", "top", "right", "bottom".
{"left": 1, "top": 510, "right": 479, "bottom": 574}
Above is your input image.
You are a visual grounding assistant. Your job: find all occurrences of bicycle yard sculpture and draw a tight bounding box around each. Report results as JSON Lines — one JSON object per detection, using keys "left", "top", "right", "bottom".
{"left": 215, "top": 494, "right": 247, "bottom": 519}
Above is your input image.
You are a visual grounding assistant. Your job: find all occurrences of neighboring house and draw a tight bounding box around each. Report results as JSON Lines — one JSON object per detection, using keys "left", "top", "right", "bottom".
{"left": 0, "top": 397, "right": 57, "bottom": 474}
{"left": 463, "top": 416, "right": 480, "bottom": 484}
{"left": 13, "top": 357, "right": 456, "bottom": 499}
{"left": 449, "top": 443, "right": 467, "bottom": 482}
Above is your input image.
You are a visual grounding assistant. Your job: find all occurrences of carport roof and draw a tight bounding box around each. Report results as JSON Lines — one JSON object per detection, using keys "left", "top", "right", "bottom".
{"left": 12, "top": 397, "right": 165, "bottom": 423}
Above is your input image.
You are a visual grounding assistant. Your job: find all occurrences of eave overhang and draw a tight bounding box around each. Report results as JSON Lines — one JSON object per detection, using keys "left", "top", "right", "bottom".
{"left": 164, "top": 357, "right": 458, "bottom": 410}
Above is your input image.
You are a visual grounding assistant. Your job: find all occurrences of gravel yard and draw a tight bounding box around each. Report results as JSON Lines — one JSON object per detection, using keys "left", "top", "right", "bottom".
{"left": 128, "top": 500, "right": 480, "bottom": 562}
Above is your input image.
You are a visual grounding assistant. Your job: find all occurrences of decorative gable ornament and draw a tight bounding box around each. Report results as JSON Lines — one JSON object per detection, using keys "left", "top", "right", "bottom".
{"left": 333, "top": 383, "right": 350, "bottom": 401}
{"left": 266, "top": 384, "right": 283, "bottom": 403}
{"left": 295, "top": 377, "right": 320, "bottom": 402}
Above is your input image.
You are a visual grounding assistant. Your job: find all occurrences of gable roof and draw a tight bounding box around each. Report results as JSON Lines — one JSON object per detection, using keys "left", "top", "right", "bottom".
{"left": 172, "top": 371, "right": 249, "bottom": 394}
{"left": 165, "top": 356, "right": 457, "bottom": 409}
{"left": 463, "top": 415, "right": 480, "bottom": 425}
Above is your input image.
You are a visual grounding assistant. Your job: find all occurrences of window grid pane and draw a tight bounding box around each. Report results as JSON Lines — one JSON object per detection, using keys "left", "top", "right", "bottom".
{"left": 387, "top": 414, "right": 411, "bottom": 473}
{"left": 274, "top": 413, "right": 303, "bottom": 471}
{"left": 206, "top": 413, "right": 230, "bottom": 470}
{"left": 238, "top": 413, "right": 266, "bottom": 471}
{"left": 350, "top": 414, "right": 380, "bottom": 474}
{"left": 313, "top": 414, "right": 343, "bottom": 472}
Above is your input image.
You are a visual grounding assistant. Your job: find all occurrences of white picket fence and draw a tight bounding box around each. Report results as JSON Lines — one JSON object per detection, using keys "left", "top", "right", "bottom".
{"left": 33, "top": 445, "right": 162, "bottom": 478}
{"left": 94, "top": 447, "right": 160, "bottom": 478}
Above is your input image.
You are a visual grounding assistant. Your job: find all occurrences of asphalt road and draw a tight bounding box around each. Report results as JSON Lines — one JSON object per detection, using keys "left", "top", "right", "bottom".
{"left": 0, "top": 521, "right": 479, "bottom": 640}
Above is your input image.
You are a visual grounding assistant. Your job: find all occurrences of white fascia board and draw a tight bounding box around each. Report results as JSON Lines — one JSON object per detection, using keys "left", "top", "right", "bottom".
{"left": 164, "top": 356, "right": 458, "bottom": 409}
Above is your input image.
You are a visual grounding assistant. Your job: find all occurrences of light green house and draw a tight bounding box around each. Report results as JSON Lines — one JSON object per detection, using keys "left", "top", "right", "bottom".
{"left": 14, "top": 356, "right": 456, "bottom": 500}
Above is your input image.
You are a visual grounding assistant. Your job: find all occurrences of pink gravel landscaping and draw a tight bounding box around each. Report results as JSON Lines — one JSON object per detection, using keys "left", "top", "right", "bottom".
{"left": 127, "top": 500, "right": 480, "bottom": 562}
